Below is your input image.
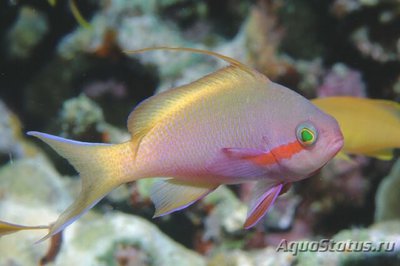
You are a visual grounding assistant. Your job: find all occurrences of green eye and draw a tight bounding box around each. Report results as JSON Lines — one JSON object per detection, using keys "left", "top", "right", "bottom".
{"left": 296, "top": 122, "right": 318, "bottom": 147}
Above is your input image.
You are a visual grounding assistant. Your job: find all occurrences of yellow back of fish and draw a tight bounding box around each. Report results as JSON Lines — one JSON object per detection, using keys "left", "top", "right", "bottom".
{"left": 312, "top": 97, "right": 400, "bottom": 159}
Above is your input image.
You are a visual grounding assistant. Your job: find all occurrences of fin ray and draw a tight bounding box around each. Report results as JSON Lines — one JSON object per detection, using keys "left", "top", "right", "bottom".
{"left": 150, "top": 179, "right": 217, "bottom": 217}
{"left": 0, "top": 220, "right": 48, "bottom": 237}
{"left": 244, "top": 182, "right": 283, "bottom": 229}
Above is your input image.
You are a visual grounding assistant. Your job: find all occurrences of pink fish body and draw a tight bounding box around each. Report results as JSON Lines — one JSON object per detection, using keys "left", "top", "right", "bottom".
{"left": 27, "top": 47, "right": 343, "bottom": 240}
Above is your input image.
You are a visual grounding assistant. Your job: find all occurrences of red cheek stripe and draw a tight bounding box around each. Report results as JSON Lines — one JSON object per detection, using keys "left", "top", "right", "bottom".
{"left": 249, "top": 141, "right": 304, "bottom": 166}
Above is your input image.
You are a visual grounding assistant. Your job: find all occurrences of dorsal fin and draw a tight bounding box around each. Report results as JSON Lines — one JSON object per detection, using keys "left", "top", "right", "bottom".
{"left": 123, "top": 46, "right": 254, "bottom": 76}
{"left": 124, "top": 47, "right": 262, "bottom": 146}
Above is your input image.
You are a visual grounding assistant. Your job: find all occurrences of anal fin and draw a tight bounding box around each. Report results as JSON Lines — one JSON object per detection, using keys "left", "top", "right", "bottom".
{"left": 150, "top": 179, "right": 217, "bottom": 217}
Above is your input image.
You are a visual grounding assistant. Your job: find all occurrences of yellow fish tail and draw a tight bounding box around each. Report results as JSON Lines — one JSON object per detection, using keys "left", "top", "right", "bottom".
{"left": 27, "top": 131, "right": 136, "bottom": 241}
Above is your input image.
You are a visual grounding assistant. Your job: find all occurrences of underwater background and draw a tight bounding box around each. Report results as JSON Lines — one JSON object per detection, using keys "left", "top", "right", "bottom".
{"left": 0, "top": 0, "right": 400, "bottom": 265}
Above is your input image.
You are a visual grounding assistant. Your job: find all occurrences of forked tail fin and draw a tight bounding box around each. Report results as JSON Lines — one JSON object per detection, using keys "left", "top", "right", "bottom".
{"left": 27, "top": 131, "right": 136, "bottom": 242}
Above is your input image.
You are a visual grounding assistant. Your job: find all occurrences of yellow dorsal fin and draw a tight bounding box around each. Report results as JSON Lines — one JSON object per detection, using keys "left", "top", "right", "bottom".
{"left": 124, "top": 47, "right": 261, "bottom": 146}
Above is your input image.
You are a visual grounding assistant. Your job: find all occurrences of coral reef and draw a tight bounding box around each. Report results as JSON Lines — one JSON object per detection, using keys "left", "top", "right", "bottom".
{"left": 1, "top": 0, "right": 400, "bottom": 265}
{"left": 317, "top": 63, "right": 366, "bottom": 97}
{"left": 0, "top": 156, "right": 204, "bottom": 266}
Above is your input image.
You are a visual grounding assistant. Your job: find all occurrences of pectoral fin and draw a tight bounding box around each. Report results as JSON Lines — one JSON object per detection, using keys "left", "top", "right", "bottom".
{"left": 150, "top": 179, "right": 217, "bottom": 217}
{"left": 244, "top": 182, "right": 283, "bottom": 229}
{"left": 208, "top": 147, "right": 275, "bottom": 178}
{"left": 335, "top": 152, "right": 353, "bottom": 161}
{"left": 222, "top": 148, "right": 268, "bottom": 158}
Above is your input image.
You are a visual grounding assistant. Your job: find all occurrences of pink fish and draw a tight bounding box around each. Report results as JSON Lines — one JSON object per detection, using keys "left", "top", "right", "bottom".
{"left": 28, "top": 47, "right": 343, "bottom": 240}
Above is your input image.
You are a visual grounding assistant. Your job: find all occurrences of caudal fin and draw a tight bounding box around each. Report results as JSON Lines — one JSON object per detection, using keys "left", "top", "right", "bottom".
{"left": 28, "top": 131, "right": 135, "bottom": 241}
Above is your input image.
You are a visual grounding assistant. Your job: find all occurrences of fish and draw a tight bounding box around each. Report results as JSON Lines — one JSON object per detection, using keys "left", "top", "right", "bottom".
{"left": 0, "top": 220, "right": 48, "bottom": 237}
{"left": 312, "top": 96, "right": 400, "bottom": 160}
{"left": 28, "top": 47, "right": 343, "bottom": 241}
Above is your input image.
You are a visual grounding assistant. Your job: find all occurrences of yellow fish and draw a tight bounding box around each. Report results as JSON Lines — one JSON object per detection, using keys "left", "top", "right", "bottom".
{"left": 0, "top": 220, "right": 48, "bottom": 237}
{"left": 27, "top": 47, "right": 343, "bottom": 241}
{"left": 312, "top": 96, "right": 400, "bottom": 160}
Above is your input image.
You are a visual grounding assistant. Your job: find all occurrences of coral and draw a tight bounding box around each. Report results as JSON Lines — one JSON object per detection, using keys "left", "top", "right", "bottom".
{"left": 351, "top": 27, "right": 400, "bottom": 63}
{"left": 263, "top": 192, "right": 301, "bottom": 231}
{"left": 296, "top": 220, "right": 400, "bottom": 265}
{"left": 24, "top": 53, "right": 158, "bottom": 130}
{"left": 294, "top": 59, "right": 324, "bottom": 97}
{"left": 0, "top": 156, "right": 73, "bottom": 266}
{"left": 208, "top": 246, "right": 295, "bottom": 266}
{"left": 331, "top": 0, "right": 380, "bottom": 17}
{"left": 61, "top": 212, "right": 205, "bottom": 266}
{"left": 59, "top": 94, "right": 104, "bottom": 137}
{"left": 243, "top": 2, "right": 295, "bottom": 82}
{"left": 0, "top": 100, "right": 24, "bottom": 164}
{"left": 203, "top": 186, "right": 247, "bottom": 239}
{"left": 302, "top": 157, "right": 371, "bottom": 235}
{"left": 331, "top": 0, "right": 400, "bottom": 62}
{"left": 58, "top": 94, "right": 130, "bottom": 143}
{"left": 5, "top": 6, "right": 48, "bottom": 59}
{"left": 0, "top": 99, "right": 39, "bottom": 165}
{"left": 2, "top": 0, "right": 400, "bottom": 264}
{"left": 317, "top": 63, "right": 366, "bottom": 97}
{"left": 0, "top": 155, "right": 205, "bottom": 266}
{"left": 55, "top": 0, "right": 251, "bottom": 97}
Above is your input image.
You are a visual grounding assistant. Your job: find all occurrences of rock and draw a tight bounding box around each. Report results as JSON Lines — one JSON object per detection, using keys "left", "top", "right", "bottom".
{"left": 203, "top": 186, "right": 247, "bottom": 238}
{"left": 59, "top": 94, "right": 104, "bottom": 137}
{"left": 57, "top": 93, "right": 130, "bottom": 143}
{"left": 296, "top": 220, "right": 400, "bottom": 265}
{"left": 56, "top": 212, "right": 205, "bottom": 266}
{"left": 0, "top": 99, "right": 42, "bottom": 165}
{"left": 209, "top": 246, "right": 294, "bottom": 266}
{"left": 6, "top": 6, "right": 48, "bottom": 59}
{"left": 375, "top": 159, "right": 400, "bottom": 222}
{"left": 0, "top": 156, "right": 73, "bottom": 266}
{"left": 0, "top": 100, "right": 24, "bottom": 164}
{"left": 0, "top": 155, "right": 205, "bottom": 265}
